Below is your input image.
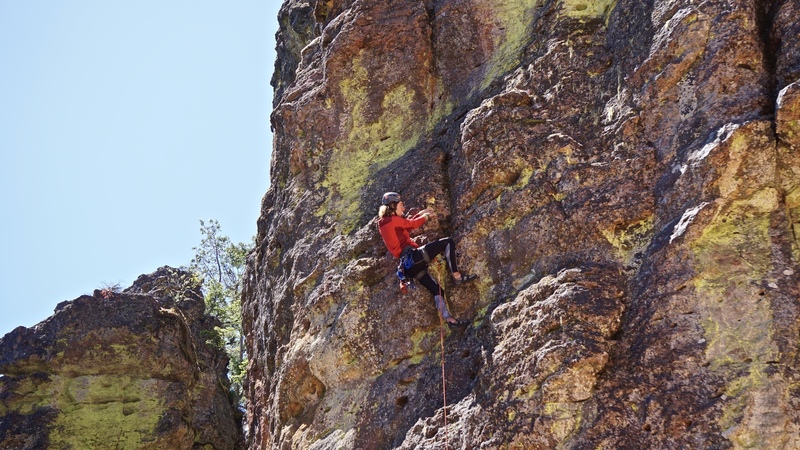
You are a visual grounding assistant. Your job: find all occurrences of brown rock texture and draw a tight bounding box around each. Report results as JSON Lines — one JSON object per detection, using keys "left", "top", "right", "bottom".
{"left": 0, "top": 267, "right": 243, "bottom": 450}
{"left": 244, "top": 0, "right": 800, "bottom": 449}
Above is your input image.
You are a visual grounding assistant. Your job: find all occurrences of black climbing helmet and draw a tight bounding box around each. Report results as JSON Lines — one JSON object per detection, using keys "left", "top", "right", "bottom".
{"left": 381, "top": 192, "right": 401, "bottom": 205}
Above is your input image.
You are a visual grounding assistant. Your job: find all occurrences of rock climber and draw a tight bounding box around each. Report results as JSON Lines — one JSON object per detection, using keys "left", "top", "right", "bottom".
{"left": 377, "top": 191, "right": 476, "bottom": 329}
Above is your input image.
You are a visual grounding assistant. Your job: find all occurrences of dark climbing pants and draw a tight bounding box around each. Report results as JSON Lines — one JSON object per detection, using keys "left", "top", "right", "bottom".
{"left": 404, "top": 237, "right": 460, "bottom": 298}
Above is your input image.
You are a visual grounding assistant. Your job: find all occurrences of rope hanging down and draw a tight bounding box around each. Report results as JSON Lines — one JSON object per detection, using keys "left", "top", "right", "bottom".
{"left": 431, "top": 260, "right": 450, "bottom": 450}
{"left": 439, "top": 314, "right": 449, "bottom": 450}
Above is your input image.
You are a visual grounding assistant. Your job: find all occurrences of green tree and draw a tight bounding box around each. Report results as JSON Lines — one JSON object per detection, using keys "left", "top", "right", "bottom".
{"left": 188, "top": 219, "right": 252, "bottom": 405}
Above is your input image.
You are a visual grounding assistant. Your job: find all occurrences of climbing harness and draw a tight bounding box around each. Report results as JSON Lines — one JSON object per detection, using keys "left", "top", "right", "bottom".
{"left": 396, "top": 247, "right": 431, "bottom": 294}
{"left": 399, "top": 246, "right": 431, "bottom": 269}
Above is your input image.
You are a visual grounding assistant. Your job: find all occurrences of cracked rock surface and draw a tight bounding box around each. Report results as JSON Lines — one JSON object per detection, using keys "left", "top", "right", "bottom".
{"left": 246, "top": 0, "right": 800, "bottom": 448}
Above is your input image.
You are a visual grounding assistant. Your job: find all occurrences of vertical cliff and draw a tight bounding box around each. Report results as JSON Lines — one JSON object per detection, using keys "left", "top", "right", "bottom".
{"left": 244, "top": 0, "right": 800, "bottom": 448}
{"left": 0, "top": 267, "right": 243, "bottom": 449}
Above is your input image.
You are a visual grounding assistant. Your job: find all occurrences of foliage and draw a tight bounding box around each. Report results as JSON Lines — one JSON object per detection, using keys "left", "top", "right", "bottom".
{"left": 97, "top": 281, "right": 122, "bottom": 299}
{"left": 188, "top": 219, "right": 253, "bottom": 406}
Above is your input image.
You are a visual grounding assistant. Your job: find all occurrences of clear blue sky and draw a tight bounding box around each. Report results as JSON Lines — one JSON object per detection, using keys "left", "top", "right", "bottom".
{"left": 0, "top": 1, "right": 281, "bottom": 336}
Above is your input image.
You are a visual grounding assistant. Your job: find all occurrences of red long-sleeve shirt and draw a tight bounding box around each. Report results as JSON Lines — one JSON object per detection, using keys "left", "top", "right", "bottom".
{"left": 378, "top": 214, "right": 427, "bottom": 258}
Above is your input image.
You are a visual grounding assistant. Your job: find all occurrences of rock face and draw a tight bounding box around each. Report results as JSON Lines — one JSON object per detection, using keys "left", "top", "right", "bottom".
{"left": 0, "top": 267, "right": 243, "bottom": 450}
{"left": 244, "top": 0, "right": 800, "bottom": 449}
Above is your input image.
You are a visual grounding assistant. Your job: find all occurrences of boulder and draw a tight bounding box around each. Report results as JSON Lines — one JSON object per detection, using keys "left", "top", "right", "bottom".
{"left": 0, "top": 267, "right": 243, "bottom": 450}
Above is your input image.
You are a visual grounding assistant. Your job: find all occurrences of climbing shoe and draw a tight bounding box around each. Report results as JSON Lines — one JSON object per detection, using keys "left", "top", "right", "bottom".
{"left": 453, "top": 274, "right": 477, "bottom": 285}
{"left": 447, "top": 319, "right": 471, "bottom": 330}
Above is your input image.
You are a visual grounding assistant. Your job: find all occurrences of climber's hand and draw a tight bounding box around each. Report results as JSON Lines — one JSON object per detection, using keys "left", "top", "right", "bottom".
{"left": 418, "top": 208, "right": 434, "bottom": 218}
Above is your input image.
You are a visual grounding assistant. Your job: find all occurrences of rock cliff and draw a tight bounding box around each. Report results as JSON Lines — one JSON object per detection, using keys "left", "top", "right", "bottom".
{"left": 0, "top": 267, "right": 243, "bottom": 449}
{"left": 245, "top": 0, "right": 800, "bottom": 448}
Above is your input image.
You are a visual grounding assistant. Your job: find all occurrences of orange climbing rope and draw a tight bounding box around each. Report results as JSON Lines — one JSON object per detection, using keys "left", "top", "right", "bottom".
{"left": 432, "top": 259, "right": 450, "bottom": 450}
{"left": 439, "top": 315, "right": 449, "bottom": 450}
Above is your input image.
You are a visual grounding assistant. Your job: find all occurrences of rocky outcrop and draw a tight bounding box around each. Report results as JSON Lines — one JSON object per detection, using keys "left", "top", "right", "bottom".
{"left": 0, "top": 267, "right": 243, "bottom": 450}
{"left": 245, "top": 0, "right": 800, "bottom": 449}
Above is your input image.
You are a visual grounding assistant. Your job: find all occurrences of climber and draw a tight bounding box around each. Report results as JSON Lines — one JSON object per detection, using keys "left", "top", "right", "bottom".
{"left": 377, "top": 191, "right": 476, "bottom": 329}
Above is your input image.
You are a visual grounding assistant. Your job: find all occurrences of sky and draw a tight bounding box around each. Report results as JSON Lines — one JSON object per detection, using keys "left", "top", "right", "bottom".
{"left": 0, "top": 1, "right": 282, "bottom": 336}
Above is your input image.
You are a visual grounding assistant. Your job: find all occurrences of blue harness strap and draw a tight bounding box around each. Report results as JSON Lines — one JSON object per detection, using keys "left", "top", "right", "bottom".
{"left": 397, "top": 246, "right": 431, "bottom": 285}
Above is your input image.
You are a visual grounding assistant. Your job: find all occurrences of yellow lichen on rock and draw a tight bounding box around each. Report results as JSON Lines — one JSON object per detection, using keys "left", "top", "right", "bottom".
{"left": 476, "top": 0, "right": 544, "bottom": 93}
{"left": 321, "top": 53, "right": 429, "bottom": 232}
{"left": 2, "top": 371, "right": 178, "bottom": 449}
{"left": 785, "top": 187, "right": 800, "bottom": 260}
{"left": 409, "top": 328, "right": 434, "bottom": 365}
{"left": 689, "top": 190, "right": 791, "bottom": 448}
{"left": 559, "top": 0, "right": 617, "bottom": 21}
{"left": 692, "top": 191, "right": 778, "bottom": 367}
{"left": 48, "top": 376, "right": 174, "bottom": 450}
{"left": 599, "top": 215, "right": 654, "bottom": 266}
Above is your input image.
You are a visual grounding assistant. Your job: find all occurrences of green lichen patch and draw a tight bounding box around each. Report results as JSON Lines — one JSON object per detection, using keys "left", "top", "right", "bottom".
{"left": 321, "top": 53, "right": 430, "bottom": 233}
{"left": 307, "top": 389, "right": 362, "bottom": 447}
{"left": 559, "top": 0, "right": 617, "bottom": 21}
{"left": 689, "top": 190, "right": 784, "bottom": 444}
{"left": 475, "top": 0, "right": 544, "bottom": 94}
{"left": 692, "top": 190, "right": 777, "bottom": 291}
{"left": 1, "top": 375, "right": 54, "bottom": 415}
{"left": 28, "top": 375, "right": 171, "bottom": 449}
{"left": 541, "top": 401, "right": 583, "bottom": 441}
{"left": 599, "top": 215, "right": 654, "bottom": 266}
{"left": 785, "top": 187, "right": 800, "bottom": 260}
{"left": 60, "top": 377, "right": 165, "bottom": 446}
{"left": 709, "top": 329, "right": 795, "bottom": 449}
{"left": 408, "top": 328, "right": 436, "bottom": 365}
{"left": 693, "top": 193, "right": 778, "bottom": 369}
{"left": 514, "top": 381, "right": 541, "bottom": 400}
